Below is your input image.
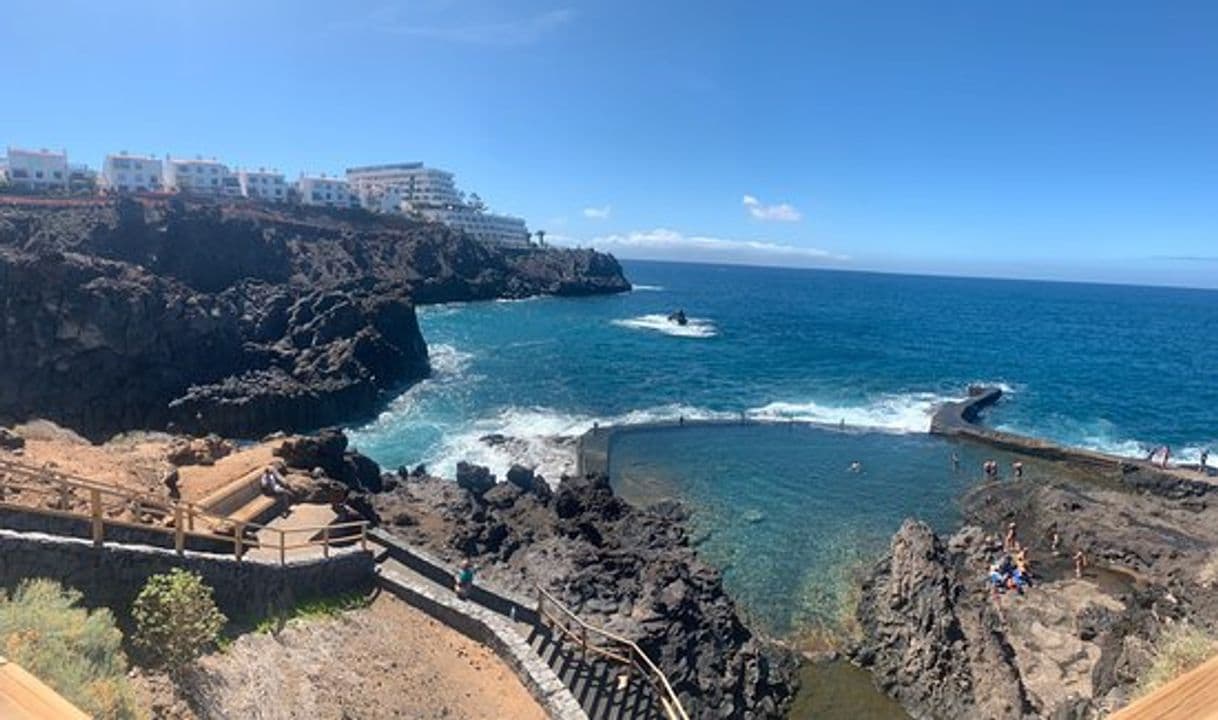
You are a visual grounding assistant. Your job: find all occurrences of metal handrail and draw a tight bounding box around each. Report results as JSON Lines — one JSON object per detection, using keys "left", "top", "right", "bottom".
{"left": 535, "top": 584, "right": 689, "bottom": 720}
{"left": 0, "top": 457, "right": 368, "bottom": 565}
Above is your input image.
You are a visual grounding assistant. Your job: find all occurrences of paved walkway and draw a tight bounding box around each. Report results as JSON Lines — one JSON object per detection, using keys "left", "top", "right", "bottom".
{"left": 1111, "top": 654, "right": 1218, "bottom": 720}
{"left": 246, "top": 502, "right": 338, "bottom": 563}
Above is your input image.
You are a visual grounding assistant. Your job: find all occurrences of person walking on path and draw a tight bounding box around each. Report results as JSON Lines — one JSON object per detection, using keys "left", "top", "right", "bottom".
{"left": 455, "top": 558, "right": 476, "bottom": 600}
{"left": 1074, "top": 549, "right": 1088, "bottom": 579}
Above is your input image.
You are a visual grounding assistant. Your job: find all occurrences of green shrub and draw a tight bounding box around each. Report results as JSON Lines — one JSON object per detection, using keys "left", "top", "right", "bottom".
{"left": 131, "top": 569, "right": 226, "bottom": 675}
{"left": 1136, "top": 623, "right": 1218, "bottom": 697}
{"left": 0, "top": 578, "right": 138, "bottom": 719}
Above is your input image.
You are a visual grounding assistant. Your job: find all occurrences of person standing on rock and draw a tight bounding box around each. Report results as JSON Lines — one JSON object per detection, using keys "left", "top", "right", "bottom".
{"left": 1073, "top": 549, "right": 1087, "bottom": 579}
{"left": 1012, "top": 461, "right": 1024, "bottom": 479}
{"left": 1201, "top": 448, "right": 1210, "bottom": 475}
{"left": 455, "top": 558, "right": 476, "bottom": 600}
{"left": 1004, "top": 522, "right": 1018, "bottom": 551}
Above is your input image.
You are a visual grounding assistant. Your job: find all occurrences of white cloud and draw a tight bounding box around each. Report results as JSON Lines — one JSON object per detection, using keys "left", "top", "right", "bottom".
{"left": 582, "top": 205, "right": 612, "bottom": 220}
{"left": 557, "top": 228, "right": 846, "bottom": 268}
{"left": 742, "top": 194, "right": 802, "bottom": 222}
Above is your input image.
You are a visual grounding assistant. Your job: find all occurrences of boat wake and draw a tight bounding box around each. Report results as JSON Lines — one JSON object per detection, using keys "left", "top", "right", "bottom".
{"left": 612, "top": 313, "right": 717, "bottom": 338}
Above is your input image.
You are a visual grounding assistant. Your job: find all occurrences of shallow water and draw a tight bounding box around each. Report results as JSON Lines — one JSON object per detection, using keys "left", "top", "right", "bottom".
{"left": 792, "top": 661, "right": 909, "bottom": 720}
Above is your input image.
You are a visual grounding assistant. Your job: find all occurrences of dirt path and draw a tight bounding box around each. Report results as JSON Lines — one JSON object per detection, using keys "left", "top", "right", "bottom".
{"left": 185, "top": 594, "right": 547, "bottom": 720}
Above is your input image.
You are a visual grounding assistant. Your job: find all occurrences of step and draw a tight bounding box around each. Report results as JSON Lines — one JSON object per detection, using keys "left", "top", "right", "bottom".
{"left": 196, "top": 467, "right": 265, "bottom": 517}
{"left": 209, "top": 494, "right": 282, "bottom": 536}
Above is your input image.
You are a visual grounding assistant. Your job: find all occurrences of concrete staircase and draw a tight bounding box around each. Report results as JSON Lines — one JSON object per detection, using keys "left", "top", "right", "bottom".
{"left": 193, "top": 467, "right": 282, "bottom": 536}
{"left": 523, "top": 626, "right": 662, "bottom": 720}
{"left": 368, "top": 536, "right": 668, "bottom": 720}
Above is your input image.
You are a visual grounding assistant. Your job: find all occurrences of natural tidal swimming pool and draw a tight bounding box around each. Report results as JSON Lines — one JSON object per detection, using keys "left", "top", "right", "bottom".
{"left": 608, "top": 422, "right": 1031, "bottom": 637}
{"left": 608, "top": 423, "right": 1041, "bottom": 719}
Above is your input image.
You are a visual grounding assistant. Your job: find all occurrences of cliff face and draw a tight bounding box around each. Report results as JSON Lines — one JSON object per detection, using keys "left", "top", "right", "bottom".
{"left": 0, "top": 198, "right": 629, "bottom": 439}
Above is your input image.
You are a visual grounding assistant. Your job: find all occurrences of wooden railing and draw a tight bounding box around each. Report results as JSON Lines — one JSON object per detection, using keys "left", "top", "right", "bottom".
{"left": 0, "top": 458, "right": 368, "bottom": 566}
{"left": 536, "top": 584, "right": 689, "bottom": 720}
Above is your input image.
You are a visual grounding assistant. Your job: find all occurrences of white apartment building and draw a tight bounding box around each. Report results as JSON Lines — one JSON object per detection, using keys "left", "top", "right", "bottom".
{"left": 100, "top": 153, "right": 163, "bottom": 193}
{"left": 346, "top": 163, "right": 462, "bottom": 210}
{"left": 164, "top": 156, "right": 231, "bottom": 195}
{"left": 346, "top": 162, "right": 530, "bottom": 245}
{"left": 297, "top": 174, "right": 354, "bottom": 208}
{"left": 236, "top": 168, "right": 288, "bottom": 202}
{"left": 4, "top": 147, "right": 70, "bottom": 192}
{"left": 423, "top": 207, "right": 531, "bottom": 247}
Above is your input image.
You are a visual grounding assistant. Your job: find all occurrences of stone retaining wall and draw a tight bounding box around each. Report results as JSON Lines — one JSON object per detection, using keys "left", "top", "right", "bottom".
{"left": 0, "top": 528, "right": 374, "bottom": 621}
{"left": 0, "top": 506, "right": 235, "bottom": 554}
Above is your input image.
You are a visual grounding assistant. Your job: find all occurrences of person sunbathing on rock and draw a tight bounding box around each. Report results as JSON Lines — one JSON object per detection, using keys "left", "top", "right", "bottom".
{"left": 259, "top": 466, "right": 290, "bottom": 498}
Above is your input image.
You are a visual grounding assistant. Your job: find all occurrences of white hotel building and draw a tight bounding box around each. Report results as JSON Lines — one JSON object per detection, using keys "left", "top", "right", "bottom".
{"left": 236, "top": 168, "right": 287, "bottom": 202}
{"left": 100, "top": 153, "right": 163, "bottom": 193}
{"left": 164, "top": 157, "right": 237, "bottom": 196}
{"left": 346, "top": 162, "right": 530, "bottom": 246}
{"left": 4, "top": 147, "right": 70, "bottom": 192}
{"left": 297, "top": 174, "right": 354, "bottom": 208}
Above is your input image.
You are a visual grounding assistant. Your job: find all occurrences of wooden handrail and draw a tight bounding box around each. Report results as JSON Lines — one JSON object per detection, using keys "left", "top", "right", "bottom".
{"left": 0, "top": 457, "right": 369, "bottom": 566}
{"left": 535, "top": 584, "right": 689, "bottom": 720}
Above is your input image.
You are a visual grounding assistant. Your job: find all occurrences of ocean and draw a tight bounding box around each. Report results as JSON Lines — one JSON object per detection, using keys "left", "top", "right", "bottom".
{"left": 348, "top": 260, "right": 1218, "bottom": 634}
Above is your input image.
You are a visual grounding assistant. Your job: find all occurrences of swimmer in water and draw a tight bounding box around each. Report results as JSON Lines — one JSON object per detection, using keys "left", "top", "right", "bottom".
{"left": 951, "top": 452, "right": 960, "bottom": 470}
{"left": 849, "top": 461, "right": 862, "bottom": 473}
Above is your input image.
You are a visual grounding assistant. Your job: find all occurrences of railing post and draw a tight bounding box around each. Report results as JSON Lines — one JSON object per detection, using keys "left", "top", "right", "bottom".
{"left": 581, "top": 625, "right": 588, "bottom": 662}
{"left": 187, "top": 506, "right": 195, "bottom": 531}
{"left": 279, "top": 529, "right": 286, "bottom": 566}
{"left": 360, "top": 524, "right": 367, "bottom": 552}
{"left": 90, "top": 488, "right": 103, "bottom": 547}
{"left": 234, "top": 522, "right": 244, "bottom": 561}
{"left": 322, "top": 525, "right": 330, "bottom": 558}
{"left": 173, "top": 504, "right": 184, "bottom": 555}
{"left": 59, "top": 480, "right": 69, "bottom": 511}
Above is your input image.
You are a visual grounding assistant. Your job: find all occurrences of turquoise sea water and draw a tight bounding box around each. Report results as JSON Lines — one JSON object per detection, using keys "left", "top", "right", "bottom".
{"left": 349, "top": 260, "right": 1218, "bottom": 631}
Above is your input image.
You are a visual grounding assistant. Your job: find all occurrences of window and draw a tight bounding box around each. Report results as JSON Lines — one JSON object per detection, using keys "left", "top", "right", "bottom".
{"left": 35, "top": 171, "right": 43, "bottom": 179}
{"left": 210, "top": 167, "right": 218, "bottom": 174}
{"left": 211, "top": 178, "right": 218, "bottom": 185}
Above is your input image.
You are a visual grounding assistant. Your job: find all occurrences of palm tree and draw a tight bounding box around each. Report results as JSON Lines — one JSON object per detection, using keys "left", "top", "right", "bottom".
{"left": 535, "top": 230, "right": 547, "bottom": 247}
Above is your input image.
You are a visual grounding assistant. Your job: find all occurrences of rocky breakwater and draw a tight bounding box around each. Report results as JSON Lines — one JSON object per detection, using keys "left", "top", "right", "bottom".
{"left": 852, "top": 468, "right": 1218, "bottom": 719}
{"left": 0, "top": 198, "right": 629, "bottom": 439}
{"left": 373, "top": 464, "right": 798, "bottom": 719}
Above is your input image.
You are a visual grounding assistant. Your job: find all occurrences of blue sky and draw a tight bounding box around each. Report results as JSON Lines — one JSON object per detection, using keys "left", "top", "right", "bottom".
{"left": 4, "top": 1, "right": 1217, "bottom": 288}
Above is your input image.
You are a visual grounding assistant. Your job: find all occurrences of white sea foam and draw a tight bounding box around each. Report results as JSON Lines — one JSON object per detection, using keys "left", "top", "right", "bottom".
{"left": 631, "top": 284, "right": 665, "bottom": 292}
{"left": 612, "top": 313, "right": 717, "bottom": 338}
{"left": 423, "top": 403, "right": 734, "bottom": 484}
{"left": 746, "top": 392, "right": 957, "bottom": 434}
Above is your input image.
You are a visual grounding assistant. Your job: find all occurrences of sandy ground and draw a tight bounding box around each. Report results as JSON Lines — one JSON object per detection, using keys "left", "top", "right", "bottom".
{"left": 181, "top": 594, "right": 546, "bottom": 720}
{"left": 0, "top": 422, "right": 288, "bottom": 520}
{"left": 6, "top": 421, "right": 174, "bottom": 494}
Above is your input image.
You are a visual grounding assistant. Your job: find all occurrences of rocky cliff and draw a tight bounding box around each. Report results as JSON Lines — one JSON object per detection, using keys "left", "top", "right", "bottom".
{"left": 0, "top": 198, "right": 629, "bottom": 439}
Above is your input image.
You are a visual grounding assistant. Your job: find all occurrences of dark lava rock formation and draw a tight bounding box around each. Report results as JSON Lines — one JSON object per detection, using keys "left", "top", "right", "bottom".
{"left": 853, "top": 471, "right": 1218, "bottom": 719}
{"left": 0, "top": 198, "right": 628, "bottom": 439}
{"left": 371, "top": 467, "right": 798, "bottom": 719}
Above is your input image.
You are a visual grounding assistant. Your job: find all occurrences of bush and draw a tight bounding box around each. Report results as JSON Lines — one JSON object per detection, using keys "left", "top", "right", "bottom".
{"left": 0, "top": 579, "right": 138, "bottom": 719}
{"left": 1137, "top": 623, "right": 1218, "bottom": 697}
{"left": 132, "top": 569, "right": 226, "bottom": 675}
